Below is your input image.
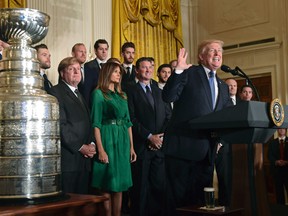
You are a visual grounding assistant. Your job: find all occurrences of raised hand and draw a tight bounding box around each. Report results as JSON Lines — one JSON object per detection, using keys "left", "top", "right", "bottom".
{"left": 175, "top": 48, "right": 193, "bottom": 71}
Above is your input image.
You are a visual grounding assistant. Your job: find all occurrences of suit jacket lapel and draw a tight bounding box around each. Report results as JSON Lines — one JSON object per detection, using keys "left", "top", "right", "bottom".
{"left": 198, "top": 69, "right": 214, "bottom": 110}
{"left": 137, "top": 82, "right": 154, "bottom": 111}
{"left": 61, "top": 82, "right": 89, "bottom": 113}
{"left": 215, "top": 75, "right": 223, "bottom": 109}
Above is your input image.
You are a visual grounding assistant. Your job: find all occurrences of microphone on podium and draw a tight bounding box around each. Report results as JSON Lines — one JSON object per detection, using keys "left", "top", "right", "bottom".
{"left": 220, "top": 65, "right": 239, "bottom": 76}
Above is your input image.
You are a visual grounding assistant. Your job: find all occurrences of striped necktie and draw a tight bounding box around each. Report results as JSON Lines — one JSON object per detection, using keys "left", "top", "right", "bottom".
{"left": 209, "top": 71, "right": 215, "bottom": 108}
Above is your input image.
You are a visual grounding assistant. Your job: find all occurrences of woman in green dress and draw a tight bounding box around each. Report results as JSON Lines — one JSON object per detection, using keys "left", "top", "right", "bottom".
{"left": 90, "top": 60, "right": 137, "bottom": 216}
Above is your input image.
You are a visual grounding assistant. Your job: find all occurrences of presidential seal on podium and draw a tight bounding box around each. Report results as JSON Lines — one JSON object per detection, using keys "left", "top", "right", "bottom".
{"left": 270, "top": 98, "right": 284, "bottom": 127}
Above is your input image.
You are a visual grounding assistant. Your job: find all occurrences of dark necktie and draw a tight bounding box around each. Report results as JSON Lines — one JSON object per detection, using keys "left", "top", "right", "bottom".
{"left": 126, "top": 67, "right": 131, "bottom": 77}
{"left": 74, "top": 89, "right": 85, "bottom": 106}
{"left": 43, "top": 73, "right": 53, "bottom": 91}
{"left": 145, "top": 85, "right": 154, "bottom": 109}
{"left": 280, "top": 139, "right": 285, "bottom": 160}
{"left": 208, "top": 71, "right": 215, "bottom": 109}
{"left": 80, "top": 66, "right": 84, "bottom": 83}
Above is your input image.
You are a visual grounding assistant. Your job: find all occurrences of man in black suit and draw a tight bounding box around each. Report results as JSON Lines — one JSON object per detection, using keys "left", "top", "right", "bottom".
{"left": 121, "top": 42, "right": 137, "bottom": 92}
{"left": 162, "top": 39, "right": 233, "bottom": 214}
{"left": 48, "top": 57, "right": 96, "bottom": 194}
{"left": 79, "top": 39, "right": 109, "bottom": 107}
{"left": 225, "top": 78, "right": 239, "bottom": 105}
{"left": 33, "top": 44, "right": 53, "bottom": 92}
{"left": 120, "top": 42, "right": 137, "bottom": 214}
{"left": 127, "top": 57, "right": 172, "bottom": 216}
{"left": 214, "top": 78, "right": 239, "bottom": 206}
{"left": 71, "top": 43, "right": 87, "bottom": 83}
{"left": 268, "top": 128, "right": 288, "bottom": 204}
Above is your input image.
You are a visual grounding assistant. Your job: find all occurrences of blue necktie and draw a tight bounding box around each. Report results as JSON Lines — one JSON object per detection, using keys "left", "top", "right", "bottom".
{"left": 145, "top": 85, "right": 154, "bottom": 109}
{"left": 209, "top": 71, "right": 215, "bottom": 108}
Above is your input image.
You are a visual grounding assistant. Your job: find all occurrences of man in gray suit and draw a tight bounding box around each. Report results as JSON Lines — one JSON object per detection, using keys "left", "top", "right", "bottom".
{"left": 48, "top": 57, "right": 96, "bottom": 194}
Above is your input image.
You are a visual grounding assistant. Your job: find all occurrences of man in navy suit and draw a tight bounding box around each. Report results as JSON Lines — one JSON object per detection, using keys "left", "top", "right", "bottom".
{"left": 79, "top": 39, "right": 109, "bottom": 107}
{"left": 127, "top": 57, "right": 172, "bottom": 216}
{"left": 162, "top": 39, "right": 233, "bottom": 214}
{"left": 268, "top": 128, "right": 288, "bottom": 204}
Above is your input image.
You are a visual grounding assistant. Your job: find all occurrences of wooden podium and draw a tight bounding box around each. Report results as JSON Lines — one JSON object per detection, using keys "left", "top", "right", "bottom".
{"left": 189, "top": 101, "right": 288, "bottom": 216}
{"left": 0, "top": 193, "right": 107, "bottom": 216}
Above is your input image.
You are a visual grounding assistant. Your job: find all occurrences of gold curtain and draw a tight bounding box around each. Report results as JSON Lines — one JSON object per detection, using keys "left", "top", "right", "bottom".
{"left": 0, "top": 0, "right": 26, "bottom": 8}
{"left": 112, "top": 0, "right": 183, "bottom": 77}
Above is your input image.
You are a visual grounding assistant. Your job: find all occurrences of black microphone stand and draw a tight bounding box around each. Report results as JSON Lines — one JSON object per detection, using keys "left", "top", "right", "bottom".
{"left": 235, "top": 66, "right": 260, "bottom": 101}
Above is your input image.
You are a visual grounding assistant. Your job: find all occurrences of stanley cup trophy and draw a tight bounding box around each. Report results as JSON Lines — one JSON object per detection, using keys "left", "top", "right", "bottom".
{"left": 0, "top": 8, "right": 62, "bottom": 204}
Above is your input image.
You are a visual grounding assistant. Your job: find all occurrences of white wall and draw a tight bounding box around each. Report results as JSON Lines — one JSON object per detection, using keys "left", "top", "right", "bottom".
{"left": 27, "top": 0, "right": 288, "bottom": 105}
{"left": 27, "top": 0, "right": 112, "bottom": 84}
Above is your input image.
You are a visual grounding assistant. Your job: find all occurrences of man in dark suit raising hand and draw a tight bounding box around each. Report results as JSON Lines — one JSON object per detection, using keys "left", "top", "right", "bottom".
{"left": 162, "top": 40, "right": 233, "bottom": 214}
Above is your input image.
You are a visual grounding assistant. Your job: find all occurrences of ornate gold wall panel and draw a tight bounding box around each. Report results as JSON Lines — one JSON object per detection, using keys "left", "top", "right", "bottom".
{"left": 0, "top": 0, "right": 26, "bottom": 8}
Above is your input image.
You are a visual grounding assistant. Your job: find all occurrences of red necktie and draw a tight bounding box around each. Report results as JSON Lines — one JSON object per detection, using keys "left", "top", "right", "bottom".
{"left": 280, "top": 139, "right": 284, "bottom": 160}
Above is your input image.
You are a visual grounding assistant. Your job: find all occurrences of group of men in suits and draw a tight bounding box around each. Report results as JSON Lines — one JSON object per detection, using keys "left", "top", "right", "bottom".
{"left": 78, "top": 39, "right": 109, "bottom": 107}
{"left": 0, "top": 37, "right": 245, "bottom": 213}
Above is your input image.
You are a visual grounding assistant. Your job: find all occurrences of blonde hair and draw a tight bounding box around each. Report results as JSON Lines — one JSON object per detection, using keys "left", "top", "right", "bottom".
{"left": 197, "top": 39, "right": 224, "bottom": 64}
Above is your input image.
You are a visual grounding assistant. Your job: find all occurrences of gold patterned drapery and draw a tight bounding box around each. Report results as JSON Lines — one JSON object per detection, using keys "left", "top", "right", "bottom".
{"left": 112, "top": 0, "right": 183, "bottom": 76}
{"left": 0, "top": 0, "right": 26, "bottom": 8}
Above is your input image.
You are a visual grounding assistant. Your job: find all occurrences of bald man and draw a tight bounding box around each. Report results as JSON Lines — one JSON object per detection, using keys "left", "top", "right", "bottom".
{"left": 225, "top": 78, "right": 238, "bottom": 105}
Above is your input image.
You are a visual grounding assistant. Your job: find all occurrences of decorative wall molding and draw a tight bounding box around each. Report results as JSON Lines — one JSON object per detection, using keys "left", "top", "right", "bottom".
{"left": 207, "top": 0, "right": 269, "bottom": 34}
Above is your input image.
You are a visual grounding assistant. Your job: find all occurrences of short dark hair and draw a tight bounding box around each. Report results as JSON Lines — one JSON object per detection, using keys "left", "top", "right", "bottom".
{"left": 147, "top": 57, "right": 155, "bottom": 62}
{"left": 135, "top": 57, "right": 153, "bottom": 69}
{"left": 33, "top": 43, "right": 48, "bottom": 52}
{"left": 240, "top": 84, "right": 253, "bottom": 93}
{"left": 121, "top": 42, "right": 135, "bottom": 53}
{"left": 157, "top": 64, "right": 172, "bottom": 74}
{"left": 94, "top": 39, "right": 109, "bottom": 50}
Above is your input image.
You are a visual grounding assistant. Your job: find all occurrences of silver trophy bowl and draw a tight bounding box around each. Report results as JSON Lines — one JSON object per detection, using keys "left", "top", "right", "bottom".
{"left": 0, "top": 8, "right": 50, "bottom": 45}
{"left": 0, "top": 8, "right": 62, "bottom": 203}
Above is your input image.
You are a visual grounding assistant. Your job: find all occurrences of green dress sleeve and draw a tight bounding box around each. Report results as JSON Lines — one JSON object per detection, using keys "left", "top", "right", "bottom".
{"left": 91, "top": 89, "right": 104, "bottom": 129}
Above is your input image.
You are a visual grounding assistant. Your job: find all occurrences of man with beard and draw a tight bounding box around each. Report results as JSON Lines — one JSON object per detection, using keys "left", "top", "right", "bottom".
{"left": 121, "top": 42, "right": 137, "bottom": 92}
{"left": 34, "top": 44, "right": 53, "bottom": 92}
{"left": 157, "top": 64, "right": 172, "bottom": 90}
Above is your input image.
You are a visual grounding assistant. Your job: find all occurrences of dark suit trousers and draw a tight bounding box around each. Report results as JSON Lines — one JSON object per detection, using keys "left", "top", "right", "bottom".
{"left": 130, "top": 153, "right": 165, "bottom": 216}
{"left": 273, "top": 166, "right": 288, "bottom": 204}
{"left": 62, "top": 171, "right": 89, "bottom": 194}
{"left": 215, "top": 143, "right": 232, "bottom": 206}
{"left": 164, "top": 155, "right": 214, "bottom": 216}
